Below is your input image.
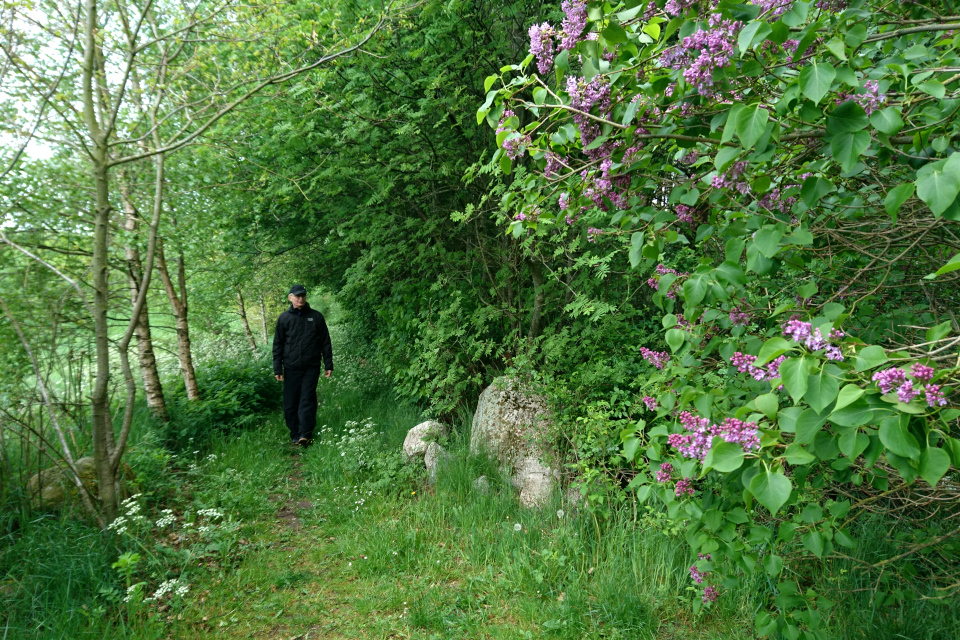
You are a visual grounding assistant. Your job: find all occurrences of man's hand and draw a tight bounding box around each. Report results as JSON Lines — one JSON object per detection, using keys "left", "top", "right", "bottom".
{"left": 324, "top": 370, "right": 332, "bottom": 378}
{"left": 275, "top": 374, "right": 283, "bottom": 381}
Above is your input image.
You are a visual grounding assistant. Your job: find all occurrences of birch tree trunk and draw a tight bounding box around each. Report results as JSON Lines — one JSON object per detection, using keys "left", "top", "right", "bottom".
{"left": 259, "top": 293, "right": 269, "bottom": 344}
{"left": 237, "top": 286, "right": 258, "bottom": 352}
{"left": 119, "top": 177, "right": 168, "bottom": 421}
{"left": 156, "top": 242, "right": 200, "bottom": 399}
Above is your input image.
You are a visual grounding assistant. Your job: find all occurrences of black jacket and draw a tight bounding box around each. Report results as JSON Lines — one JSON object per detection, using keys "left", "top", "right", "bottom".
{"left": 272, "top": 303, "right": 333, "bottom": 374}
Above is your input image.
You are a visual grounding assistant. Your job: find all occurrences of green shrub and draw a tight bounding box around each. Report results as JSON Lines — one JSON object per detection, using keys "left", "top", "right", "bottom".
{"left": 163, "top": 352, "right": 280, "bottom": 450}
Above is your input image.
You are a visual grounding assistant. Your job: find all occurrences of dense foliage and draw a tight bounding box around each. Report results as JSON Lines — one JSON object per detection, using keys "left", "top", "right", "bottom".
{"left": 481, "top": 0, "right": 960, "bottom": 636}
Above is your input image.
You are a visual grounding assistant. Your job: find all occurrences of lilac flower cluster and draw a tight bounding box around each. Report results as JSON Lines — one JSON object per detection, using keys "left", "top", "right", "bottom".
{"left": 897, "top": 382, "right": 918, "bottom": 403}
{"left": 496, "top": 110, "right": 515, "bottom": 136}
{"left": 680, "top": 150, "right": 699, "bottom": 165}
{"left": 586, "top": 227, "right": 603, "bottom": 242}
{"left": 655, "top": 463, "right": 673, "bottom": 483}
{"left": 558, "top": 192, "right": 569, "bottom": 211}
{"left": 703, "top": 585, "right": 719, "bottom": 603}
{"left": 664, "top": 0, "right": 697, "bottom": 16}
{"left": 559, "top": 0, "right": 588, "bottom": 50}
{"left": 926, "top": 385, "right": 947, "bottom": 407}
{"left": 496, "top": 110, "right": 530, "bottom": 159}
{"left": 872, "top": 368, "right": 906, "bottom": 394}
{"left": 641, "top": 347, "right": 671, "bottom": 370}
{"left": 502, "top": 135, "right": 530, "bottom": 159}
{"left": 815, "top": 0, "right": 848, "bottom": 12}
{"left": 528, "top": 22, "right": 556, "bottom": 75}
{"left": 689, "top": 555, "right": 710, "bottom": 583}
{"left": 659, "top": 15, "right": 742, "bottom": 96}
{"left": 581, "top": 157, "right": 629, "bottom": 210}
{"left": 757, "top": 187, "right": 797, "bottom": 214}
{"left": 643, "top": 395, "right": 658, "bottom": 412}
{"left": 690, "top": 565, "right": 705, "bottom": 584}
{"left": 646, "top": 264, "right": 686, "bottom": 299}
{"left": 566, "top": 75, "right": 611, "bottom": 116}
{"left": 873, "top": 364, "right": 948, "bottom": 407}
{"left": 675, "top": 204, "right": 694, "bottom": 224}
{"left": 544, "top": 152, "right": 566, "bottom": 179}
{"left": 836, "top": 80, "right": 885, "bottom": 115}
{"left": 755, "top": 0, "right": 792, "bottom": 18}
{"left": 782, "top": 319, "right": 844, "bottom": 361}
{"left": 730, "top": 352, "right": 785, "bottom": 382}
{"left": 668, "top": 411, "right": 761, "bottom": 460}
{"left": 910, "top": 363, "right": 935, "bottom": 383}
{"left": 712, "top": 160, "right": 750, "bottom": 194}
{"left": 675, "top": 478, "right": 696, "bottom": 496}
{"left": 729, "top": 306, "right": 751, "bottom": 327}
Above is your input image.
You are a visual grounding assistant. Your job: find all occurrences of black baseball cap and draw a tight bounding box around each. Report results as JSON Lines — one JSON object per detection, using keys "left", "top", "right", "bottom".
{"left": 289, "top": 284, "right": 307, "bottom": 296}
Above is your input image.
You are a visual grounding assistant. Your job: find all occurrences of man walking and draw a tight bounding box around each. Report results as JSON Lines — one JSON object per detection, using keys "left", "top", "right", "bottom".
{"left": 273, "top": 284, "right": 333, "bottom": 446}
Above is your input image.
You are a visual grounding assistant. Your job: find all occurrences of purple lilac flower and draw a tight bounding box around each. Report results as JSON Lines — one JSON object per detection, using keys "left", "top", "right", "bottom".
{"left": 659, "top": 15, "right": 742, "bottom": 97}
{"left": 897, "top": 381, "right": 918, "bottom": 404}
{"left": 825, "top": 345, "right": 843, "bottom": 361}
{"left": 758, "top": 187, "right": 796, "bottom": 214}
{"left": 668, "top": 411, "right": 760, "bottom": 460}
{"left": 495, "top": 110, "right": 515, "bottom": 136}
{"left": 910, "top": 363, "right": 935, "bottom": 383}
{"left": 643, "top": 396, "right": 658, "bottom": 412}
{"left": 703, "top": 585, "right": 719, "bottom": 603}
{"left": 566, "top": 75, "right": 611, "bottom": 115}
{"left": 587, "top": 227, "right": 603, "bottom": 242}
{"left": 675, "top": 478, "right": 695, "bottom": 496}
{"left": 580, "top": 157, "right": 629, "bottom": 210}
{"left": 544, "top": 152, "right": 564, "bottom": 179}
{"left": 755, "top": 0, "right": 792, "bottom": 18}
{"left": 559, "top": 0, "right": 587, "bottom": 50}
{"left": 502, "top": 135, "right": 530, "bottom": 159}
{"left": 529, "top": 22, "right": 556, "bottom": 75}
{"left": 872, "top": 368, "right": 907, "bottom": 395}
{"left": 835, "top": 80, "right": 885, "bottom": 116}
{"left": 641, "top": 348, "right": 671, "bottom": 370}
{"left": 782, "top": 319, "right": 844, "bottom": 360}
{"left": 514, "top": 212, "right": 527, "bottom": 222}
{"left": 675, "top": 204, "right": 694, "bottom": 224}
{"left": 815, "top": 0, "right": 848, "bottom": 12}
{"left": 712, "top": 161, "right": 750, "bottom": 194}
{"left": 559, "top": 192, "right": 569, "bottom": 210}
{"left": 664, "top": 0, "right": 697, "bottom": 16}
{"left": 729, "top": 306, "right": 751, "bottom": 327}
{"left": 730, "top": 352, "right": 782, "bottom": 381}
{"left": 767, "top": 355, "right": 786, "bottom": 380}
{"left": 690, "top": 565, "right": 705, "bottom": 584}
{"left": 925, "top": 384, "right": 947, "bottom": 407}
{"left": 655, "top": 463, "right": 673, "bottom": 483}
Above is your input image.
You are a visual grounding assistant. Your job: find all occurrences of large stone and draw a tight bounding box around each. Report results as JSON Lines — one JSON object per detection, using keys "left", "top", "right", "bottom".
{"left": 26, "top": 457, "right": 136, "bottom": 507}
{"left": 424, "top": 442, "right": 450, "bottom": 483}
{"left": 402, "top": 420, "right": 449, "bottom": 462}
{"left": 473, "top": 475, "right": 491, "bottom": 495}
{"left": 470, "top": 377, "right": 558, "bottom": 508}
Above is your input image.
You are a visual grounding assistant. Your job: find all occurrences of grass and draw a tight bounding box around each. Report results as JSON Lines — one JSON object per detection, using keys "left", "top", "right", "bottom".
{"left": 157, "top": 378, "right": 755, "bottom": 639}
{"left": 4, "top": 348, "right": 960, "bottom": 639}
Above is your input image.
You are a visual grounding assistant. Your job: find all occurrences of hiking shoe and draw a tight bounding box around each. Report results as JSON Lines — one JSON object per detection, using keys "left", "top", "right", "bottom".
{"left": 297, "top": 437, "right": 310, "bottom": 447}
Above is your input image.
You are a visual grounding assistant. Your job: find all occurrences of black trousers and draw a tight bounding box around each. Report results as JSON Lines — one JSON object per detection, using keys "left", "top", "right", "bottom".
{"left": 282, "top": 367, "right": 322, "bottom": 442}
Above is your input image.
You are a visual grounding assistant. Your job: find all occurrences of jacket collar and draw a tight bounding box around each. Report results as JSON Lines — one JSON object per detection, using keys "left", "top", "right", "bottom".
{"left": 288, "top": 302, "right": 311, "bottom": 315}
